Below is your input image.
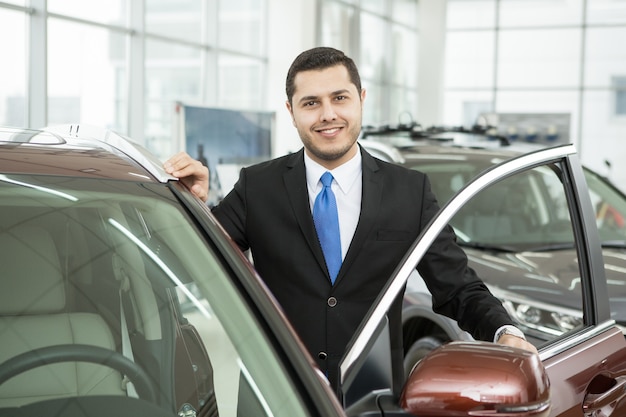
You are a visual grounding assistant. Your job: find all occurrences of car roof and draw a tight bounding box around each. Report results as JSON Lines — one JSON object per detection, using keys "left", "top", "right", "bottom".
{"left": 361, "top": 122, "right": 546, "bottom": 161}
{"left": 0, "top": 125, "right": 175, "bottom": 182}
{"left": 399, "top": 142, "right": 525, "bottom": 163}
{"left": 357, "top": 139, "right": 406, "bottom": 163}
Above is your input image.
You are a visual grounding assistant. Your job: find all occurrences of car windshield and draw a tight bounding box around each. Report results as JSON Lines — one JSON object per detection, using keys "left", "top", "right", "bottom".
{"left": 0, "top": 174, "right": 310, "bottom": 416}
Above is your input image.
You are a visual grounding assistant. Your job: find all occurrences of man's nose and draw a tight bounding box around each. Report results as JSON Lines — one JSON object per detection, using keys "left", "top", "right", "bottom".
{"left": 320, "top": 101, "right": 337, "bottom": 122}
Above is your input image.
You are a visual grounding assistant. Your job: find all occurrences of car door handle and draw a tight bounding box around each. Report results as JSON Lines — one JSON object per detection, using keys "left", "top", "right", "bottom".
{"left": 583, "top": 375, "right": 626, "bottom": 416}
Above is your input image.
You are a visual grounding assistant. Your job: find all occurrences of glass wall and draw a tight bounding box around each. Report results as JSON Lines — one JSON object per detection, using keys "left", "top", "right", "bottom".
{"left": 0, "top": 0, "right": 267, "bottom": 160}
{"left": 0, "top": 8, "right": 27, "bottom": 127}
{"left": 443, "top": 0, "right": 626, "bottom": 188}
{"left": 318, "top": 0, "right": 419, "bottom": 126}
{"left": 4, "top": 0, "right": 625, "bottom": 181}
{"left": 47, "top": 18, "right": 128, "bottom": 131}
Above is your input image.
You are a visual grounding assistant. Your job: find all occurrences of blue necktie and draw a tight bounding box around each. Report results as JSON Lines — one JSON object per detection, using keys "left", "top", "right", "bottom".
{"left": 313, "top": 172, "right": 342, "bottom": 284}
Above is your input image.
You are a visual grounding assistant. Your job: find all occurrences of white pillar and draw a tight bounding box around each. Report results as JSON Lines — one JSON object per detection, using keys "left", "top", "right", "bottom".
{"left": 417, "top": 0, "right": 447, "bottom": 127}
{"left": 29, "top": 0, "right": 47, "bottom": 128}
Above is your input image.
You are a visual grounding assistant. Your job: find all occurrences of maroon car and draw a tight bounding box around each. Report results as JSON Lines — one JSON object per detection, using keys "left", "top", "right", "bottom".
{"left": 0, "top": 125, "right": 623, "bottom": 416}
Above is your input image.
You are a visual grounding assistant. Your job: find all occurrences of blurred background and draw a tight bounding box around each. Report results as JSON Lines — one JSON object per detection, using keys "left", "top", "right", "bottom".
{"left": 0, "top": 0, "right": 625, "bottom": 190}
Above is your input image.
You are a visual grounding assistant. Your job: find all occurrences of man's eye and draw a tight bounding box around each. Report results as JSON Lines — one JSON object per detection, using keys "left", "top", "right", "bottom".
{"left": 303, "top": 101, "right": 317, "bottom": 107}
{"left": 335, "top": 96, "right": 347, "bottom": 101}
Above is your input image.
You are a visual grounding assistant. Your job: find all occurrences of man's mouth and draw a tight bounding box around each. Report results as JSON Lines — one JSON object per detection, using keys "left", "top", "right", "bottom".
{"left": 316, "top": 126, "right": 342, "bottom": 136}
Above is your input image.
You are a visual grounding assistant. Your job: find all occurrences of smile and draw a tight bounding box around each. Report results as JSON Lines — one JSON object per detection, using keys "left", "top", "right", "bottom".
{"left": 316, "top": 127, "right": 342, "bottom": 135}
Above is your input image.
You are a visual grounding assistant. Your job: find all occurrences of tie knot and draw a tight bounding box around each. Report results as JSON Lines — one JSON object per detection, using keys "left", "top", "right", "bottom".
{"left": 320, "top": 171, "right": 334, "bottom": 188}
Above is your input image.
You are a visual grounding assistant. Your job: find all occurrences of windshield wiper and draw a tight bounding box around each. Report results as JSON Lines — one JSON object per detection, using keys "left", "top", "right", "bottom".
{"left": 522, "top": 242, "right": 575, "bottom": 252}
{"left": 519, "top": 241, "right": 626, "bottom": 252}
{"left": 601, "top": 240, "right": 626, "bottom": 249}
{"left": 458, "top": 241, "right": 517, "bottom": 253}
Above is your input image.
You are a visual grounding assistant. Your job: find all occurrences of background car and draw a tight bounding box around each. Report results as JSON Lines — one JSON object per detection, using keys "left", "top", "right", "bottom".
{"left": 0, "top": 125, "right": 551, "bottom": 417}
{"left": 361, "top": 123, "right": 626, "bottom": 376}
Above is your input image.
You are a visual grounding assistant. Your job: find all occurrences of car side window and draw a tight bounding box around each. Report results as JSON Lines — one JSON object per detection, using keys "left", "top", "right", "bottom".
{"left": 450, "top": 164, "right": 584, "bottom": 346}
{"left": 111, "top": 187, "right": 312, "bottom": 417}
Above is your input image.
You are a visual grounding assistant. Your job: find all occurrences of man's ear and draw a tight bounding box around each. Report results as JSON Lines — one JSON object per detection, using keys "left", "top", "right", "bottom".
{"left": 285, "top": 100, "right": 296, "bottom": 126}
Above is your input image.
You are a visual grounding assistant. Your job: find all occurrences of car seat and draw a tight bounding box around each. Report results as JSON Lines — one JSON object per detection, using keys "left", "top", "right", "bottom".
{"left": 461, "top": 180, "right": 534, "bottom": 243}
{"left": 0, "top": 224, "right": 126, "bottom": 407}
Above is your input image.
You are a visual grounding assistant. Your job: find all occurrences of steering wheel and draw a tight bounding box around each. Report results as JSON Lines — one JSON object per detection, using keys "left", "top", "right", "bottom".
{"left": 0, "top": 344, "right": 157, "bottom": 402}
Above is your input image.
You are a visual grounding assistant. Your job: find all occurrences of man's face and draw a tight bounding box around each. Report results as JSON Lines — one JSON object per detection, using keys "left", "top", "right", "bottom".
{"left": 286, "top": 64, "right": 366, "bottom": 169}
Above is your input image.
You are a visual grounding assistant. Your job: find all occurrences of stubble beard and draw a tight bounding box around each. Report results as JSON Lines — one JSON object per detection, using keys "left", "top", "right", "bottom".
{"left": 299, "top": 122, "right": 362, "bottom": 163}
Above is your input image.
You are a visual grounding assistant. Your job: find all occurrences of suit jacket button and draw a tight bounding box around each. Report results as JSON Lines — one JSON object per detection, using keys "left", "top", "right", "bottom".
{"left": 327, "top": 297, "right": 337, "bottom": 307}
{"left": 318, "top": 351, "right": 327, "bottom": 360}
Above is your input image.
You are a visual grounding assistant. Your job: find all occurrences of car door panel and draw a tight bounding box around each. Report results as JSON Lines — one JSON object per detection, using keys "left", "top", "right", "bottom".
{"left": 542, "top": 325, "right": 626, "bottom": 416}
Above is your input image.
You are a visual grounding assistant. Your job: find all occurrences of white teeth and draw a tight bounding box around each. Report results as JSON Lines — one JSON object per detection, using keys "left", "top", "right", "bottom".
{"left": 320, "top": 128, "right": 339, "bottom": 134}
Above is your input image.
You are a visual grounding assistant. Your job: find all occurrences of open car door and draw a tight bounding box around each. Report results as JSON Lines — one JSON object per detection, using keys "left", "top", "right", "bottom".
{"left": 339, "top": 144, "right": 626, "bottom": 417}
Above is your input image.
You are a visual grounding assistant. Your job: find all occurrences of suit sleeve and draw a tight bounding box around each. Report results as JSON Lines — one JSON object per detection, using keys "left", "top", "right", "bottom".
{"left": 416, "top": 175, "right": 515, "bottom": 341}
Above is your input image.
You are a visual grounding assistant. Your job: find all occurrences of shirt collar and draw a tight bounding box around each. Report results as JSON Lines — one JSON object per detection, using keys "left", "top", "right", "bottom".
{"left": 304, "top": 146, "right": 362, "bottom": 195}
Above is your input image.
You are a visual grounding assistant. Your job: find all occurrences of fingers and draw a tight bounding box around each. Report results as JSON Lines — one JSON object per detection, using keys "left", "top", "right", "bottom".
{"left": 497, "top": 334, "right": 538, "bottom": 354}
{"left": 190, "top": 183, "right": 209, "bottom": 203}
{"left": 164, "top": 152, "right": 210, "bottom": 202}
{"left": 164, "top": 152, "right": 203, "bottom": 178}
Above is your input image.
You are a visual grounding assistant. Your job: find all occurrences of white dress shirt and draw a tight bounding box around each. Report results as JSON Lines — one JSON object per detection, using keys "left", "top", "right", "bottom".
{"left": 305, "top": 148, "right": 362, "bottom": 261}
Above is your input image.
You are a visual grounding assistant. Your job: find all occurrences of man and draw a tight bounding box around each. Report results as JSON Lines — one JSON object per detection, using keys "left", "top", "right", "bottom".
{"left": 165, "top": 47, "right": 536, "bottom": 394}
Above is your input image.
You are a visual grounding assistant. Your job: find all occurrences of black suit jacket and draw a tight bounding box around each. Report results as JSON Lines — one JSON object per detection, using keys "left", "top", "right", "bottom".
{"left": 212, "top": 147, "right": 513, "bottom": 391}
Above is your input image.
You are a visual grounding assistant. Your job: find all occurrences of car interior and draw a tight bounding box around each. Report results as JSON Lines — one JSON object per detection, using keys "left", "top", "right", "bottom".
{"left": 0, "top": 224, "right": 127, "bottom": 405}
{"left": 0, "top": 181, "right": 219, "bottom": 416}
{"left": 456, "top": 180, "right": 536, "bottom": 243}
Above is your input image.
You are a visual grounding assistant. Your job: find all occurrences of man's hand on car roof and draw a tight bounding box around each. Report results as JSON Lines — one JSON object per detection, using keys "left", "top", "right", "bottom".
{"left": 164, "top": 152, "right": 210, "bottom": 202}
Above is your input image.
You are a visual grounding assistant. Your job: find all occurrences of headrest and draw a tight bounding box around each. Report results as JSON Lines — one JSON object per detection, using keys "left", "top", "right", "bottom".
{"left": 0, "top": 225, "right": 66, "bottom": 315}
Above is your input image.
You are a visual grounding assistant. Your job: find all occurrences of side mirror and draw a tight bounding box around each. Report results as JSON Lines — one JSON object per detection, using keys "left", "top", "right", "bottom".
{"left": 400, "top": 341, "right": 550, "bottom": 417}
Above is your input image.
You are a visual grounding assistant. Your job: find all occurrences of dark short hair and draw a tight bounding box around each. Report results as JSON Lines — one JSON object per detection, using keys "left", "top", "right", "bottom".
{"left": 285, "top": 47, "right": 362, "bottom": 105}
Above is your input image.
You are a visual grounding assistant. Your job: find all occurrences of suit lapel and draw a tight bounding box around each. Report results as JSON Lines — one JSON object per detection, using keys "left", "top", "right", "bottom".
{"left": 334, "top": 149, "right": 383, "bottom": 285}
{"left": 283, "top": 150, "right": 329, "bottom": 277}
{"left": 282, "top": 148, "right": 384, "bottom": 286}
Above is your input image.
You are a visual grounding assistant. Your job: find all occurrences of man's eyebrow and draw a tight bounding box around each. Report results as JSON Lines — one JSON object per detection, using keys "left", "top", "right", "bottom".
{"left": 297, "top": 89, "right": 352, "bottom": 104}
{"left": 298, "top": 95, "right": 319, "bottom": 103}
{"left": 330, "top": 89, "right": 352, "bottom": 96}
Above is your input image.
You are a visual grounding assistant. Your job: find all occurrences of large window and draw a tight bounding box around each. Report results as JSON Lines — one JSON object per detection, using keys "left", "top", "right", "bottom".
{"left": 1, "top": 0, "right": 267, "bottom": 160}
{"left": 443, "top": 0, "right": 626, "bottom": 191}
{"left": 318, "top": 0, "right": 419, "bottom": 126}
{"left": 0, "top": 8, "right": 26, "bottom": 127}
{"left": 47, "top": 18, "right": 128, "bottom": 132}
